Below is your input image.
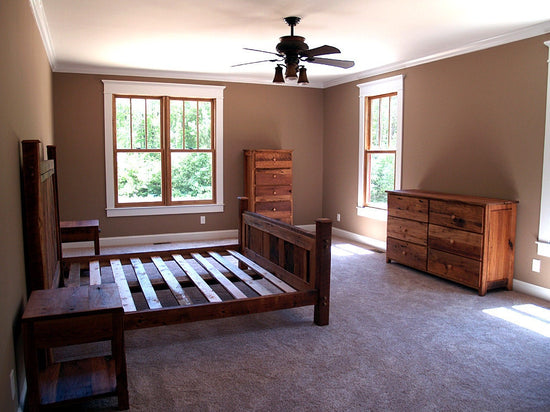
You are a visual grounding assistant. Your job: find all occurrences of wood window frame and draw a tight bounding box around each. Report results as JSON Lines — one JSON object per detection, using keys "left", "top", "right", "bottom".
{"left": 363, "top": 92, "right": 398, "bottom": 207}
{"left": 103, "top": 81, "right": 225, "bottom": 218}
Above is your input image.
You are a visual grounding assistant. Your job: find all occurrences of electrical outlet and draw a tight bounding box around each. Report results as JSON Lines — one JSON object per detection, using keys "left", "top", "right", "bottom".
{"left": 336, "top": 213, "right": 341, "bottom": 222}
{"left": 532, "top": 259, "right": 541, "bottom": 273}
{"left": 10, "top": 369, "right": 16, "bottom": 400}
{"left": 200, "top": 216, "right": 206, "bottom": 225}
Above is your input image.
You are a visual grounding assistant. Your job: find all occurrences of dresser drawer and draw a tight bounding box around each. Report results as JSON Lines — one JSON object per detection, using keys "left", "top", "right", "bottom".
{"left": 428, "top": 224, "right": 483, "bottom": 260}
{"left": 388, "top": 195, "right": 428, "bottom": 222}
{"left": 255, "top": 200, "right": 291, "bottom": 217}
{"left": 387, "top": 216, "right": 428, "bottom": 246}
{"left": 255, "top": 168, "right": 292, "bottom": 186}
{"left": 429, "top": 200, "right": 484, "bottom": 233}
{"left": 254, "top": 151, "right": 292, "bottom": 169}
{"left": 427, "top": 249, "right": 480, "bottom": 288}
{"left": 386, "top": 238, "right": 427, "bottom": 271}
{"left": 255, "top": 185, "right": 292, "bottom": 201}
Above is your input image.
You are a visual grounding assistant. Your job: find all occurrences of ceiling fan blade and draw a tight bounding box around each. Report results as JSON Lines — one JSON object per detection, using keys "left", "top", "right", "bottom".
{"left": 243, "top": 48, "right": 282, "bottom": 57}
{"left": 231, "top": 58, "right": 280, "bottom": 67}
{"left": 302, "top": 45, "right": 341, "bottom": 57}
{"left": 306, "top": 57, "right": 355, "bottom": 69}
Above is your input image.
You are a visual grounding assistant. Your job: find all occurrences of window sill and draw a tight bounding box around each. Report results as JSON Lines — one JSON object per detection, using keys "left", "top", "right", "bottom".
{"left": 356, "top": 206, "right": 387, "bottom": 222}
{"left": 537, "top": 241, "right": 550, "bottom": 258}
{"left": 106, "top": 203, "right": 224, "bottom": 217}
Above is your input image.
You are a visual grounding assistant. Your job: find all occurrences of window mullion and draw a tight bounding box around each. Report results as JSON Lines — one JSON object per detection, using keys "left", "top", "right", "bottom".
{"left": 162, "top": 96, "right": 171, "bottom": 205}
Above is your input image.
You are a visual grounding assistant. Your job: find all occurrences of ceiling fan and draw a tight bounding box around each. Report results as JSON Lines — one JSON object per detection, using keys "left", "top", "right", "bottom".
{"left": 232, "top": 16, "right": 355, "bottom": 84}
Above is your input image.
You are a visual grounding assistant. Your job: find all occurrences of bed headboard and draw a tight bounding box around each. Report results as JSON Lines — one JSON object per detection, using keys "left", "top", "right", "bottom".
{"left": 21, "top": 140, "right": 62, "bottom": 294}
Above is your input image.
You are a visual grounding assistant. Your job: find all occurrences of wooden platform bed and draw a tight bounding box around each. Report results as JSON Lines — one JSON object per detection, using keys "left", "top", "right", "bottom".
{"left": 21, "top": 140, "right": 332, "bottom": 331}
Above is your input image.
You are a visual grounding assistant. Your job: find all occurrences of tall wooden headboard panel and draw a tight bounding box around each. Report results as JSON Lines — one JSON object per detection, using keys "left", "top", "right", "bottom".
{"left": 21, "top": 140, "right": 61, "bottom": 293}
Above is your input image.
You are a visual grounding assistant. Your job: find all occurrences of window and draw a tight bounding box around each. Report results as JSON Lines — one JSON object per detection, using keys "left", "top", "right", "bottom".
{"left": 103, "top": 81, "right": 225, "bottom": 217}
{"left": 357, "top": 75, "right": 403, "bottom": 220}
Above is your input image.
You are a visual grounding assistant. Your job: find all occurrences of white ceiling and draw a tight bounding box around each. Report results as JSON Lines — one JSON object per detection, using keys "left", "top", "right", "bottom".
{"left": 33, "top": 0, "right": 550, "bottom": 88}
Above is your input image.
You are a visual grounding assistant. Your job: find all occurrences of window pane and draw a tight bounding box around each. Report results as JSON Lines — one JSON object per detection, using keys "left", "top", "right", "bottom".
{"left": 389, "top": 95, "right": 398, "bottom": 149}
{"left": 380, "top": 97, "right": 390, "bottom": 148}
{"left": 132, "top": 98, "right": 146, "bottom": 149}
{"left": 117, "top": 152, "right": 162, "bottom": 203}
{"left": 170, "top": 100, "right": 183, "bottom": 149}
{"left": 370, "top": 98, "right": 379, "bottom": 148}
{"left": 171, "top": 152, "right": 212, "bottom": 201}
{"left": 185, "top": 101, "right": 197, "bottom": 149}
{"left": 198, "top": 101, "right": 211, "bottom": 149}
{"left": 367, "top": 152, "right": 395, "bottom": 207}
{"left": 115, "top": 98, "right": 131, "bottom": 149}
{"left": 147, "top": 99, "right": 161, "bottom": 149}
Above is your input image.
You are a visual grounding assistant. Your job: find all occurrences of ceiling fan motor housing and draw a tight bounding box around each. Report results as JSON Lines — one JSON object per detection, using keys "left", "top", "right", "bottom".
{"left": 276, "top": 35, "right": 308, "bottom": 65}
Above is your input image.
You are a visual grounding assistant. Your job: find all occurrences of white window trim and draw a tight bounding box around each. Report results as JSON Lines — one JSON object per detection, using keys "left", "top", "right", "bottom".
{"left": 103, "top": 80, "right": 225, "bottom": 217}
{"left": 356, "top": 75, "right": 404, "bottom": 221}
{"left": 537, "top": 41, "right": 550, "bottom": 256}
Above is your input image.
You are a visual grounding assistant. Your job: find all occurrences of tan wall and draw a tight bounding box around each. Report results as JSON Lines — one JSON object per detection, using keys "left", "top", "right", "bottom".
{"left": 52, "top": 75, "right": 324, "bottom": 237}
{"left": 0, "top": 1, "right": 53, "bottom": 410}
{"left": 323, "top": 34, "right": 550, "bottom": 290}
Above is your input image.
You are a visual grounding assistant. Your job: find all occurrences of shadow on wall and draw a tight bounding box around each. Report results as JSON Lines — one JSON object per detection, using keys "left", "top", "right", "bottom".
{"left": 415, "top": 134, "right": 518, "bottom": 200}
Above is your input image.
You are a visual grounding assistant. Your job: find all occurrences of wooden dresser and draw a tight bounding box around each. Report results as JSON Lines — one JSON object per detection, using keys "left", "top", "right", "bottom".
{"left": 244, "top": 149, "right": 293, "bottom": 224}
{"left": 386, "top": 190, "right": 517, "bottom": 295}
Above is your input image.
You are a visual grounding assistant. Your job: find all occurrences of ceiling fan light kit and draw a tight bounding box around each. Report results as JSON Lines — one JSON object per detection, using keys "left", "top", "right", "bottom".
{"left": 236, "top": 16, "right": 355, "bottom": 85}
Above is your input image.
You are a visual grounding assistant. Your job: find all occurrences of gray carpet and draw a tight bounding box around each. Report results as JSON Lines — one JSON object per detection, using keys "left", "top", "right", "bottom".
{"left": 54, "top": 239, "right": 550, "bottom": 411}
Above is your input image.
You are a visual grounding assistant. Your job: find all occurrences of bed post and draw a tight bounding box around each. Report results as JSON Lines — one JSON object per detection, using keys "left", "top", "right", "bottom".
{"left": 46, "top": 145, "right": 62, "bottom": 263}
{"left": 314, "top": 218, "right": 332, "bottom": 326}
{"left": 237, "top": 197, "right": 248, "bottom": 253}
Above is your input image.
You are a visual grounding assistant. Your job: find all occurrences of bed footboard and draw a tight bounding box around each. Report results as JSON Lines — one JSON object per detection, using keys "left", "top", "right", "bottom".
{"left": 237, "top": 197, "right": 332, "bottom": 325}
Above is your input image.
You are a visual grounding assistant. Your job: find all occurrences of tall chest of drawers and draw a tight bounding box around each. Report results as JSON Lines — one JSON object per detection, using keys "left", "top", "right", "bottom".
{"left": 386, "top": 190, "right": 517, "bottom": 295}
{"left": 243, "top": 149, "right": 293, "bottom": 224}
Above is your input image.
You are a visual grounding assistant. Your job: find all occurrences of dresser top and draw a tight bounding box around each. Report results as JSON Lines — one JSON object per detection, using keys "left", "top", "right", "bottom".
{"left": 387, "top": 189, "right": 518, "bottom": 206}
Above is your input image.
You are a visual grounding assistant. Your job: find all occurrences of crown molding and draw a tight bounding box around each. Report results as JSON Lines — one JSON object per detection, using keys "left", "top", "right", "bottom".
{"left": 323, "top": 20, "right": 550, "bottom": 88}
{"left": 29, "top": 0, "right": 56, "bottom": 70}
{"left": 53, "top": 63, "right": 327, "bottom": 89}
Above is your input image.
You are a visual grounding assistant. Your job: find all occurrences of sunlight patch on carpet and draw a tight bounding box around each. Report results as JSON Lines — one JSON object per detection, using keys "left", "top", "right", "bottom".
{"left": 483, "top": 304, "right": 550, "bottom": 337}
{"left": 331, "top": 243, "right": 376, "bottom": 256}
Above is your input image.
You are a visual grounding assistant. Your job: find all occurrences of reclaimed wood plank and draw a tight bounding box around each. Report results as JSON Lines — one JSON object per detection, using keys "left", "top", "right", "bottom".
{"left": 208, "top": 251, "right": 273, "bottom": 296}
{"left": 151, "top": 256, "right": 192, "bottom": 306}
{"left": 89, "top": 260, "right": 101, "bottom": 286}
{"left": 130, "top": 258, "right": 162, "bottom": 309}
{"left": 227, "top": 250, "right": 295, "bottom": 293}
{"left": 172, "top": 254, "right": 222, "bottom": 303}
{"left": 110, "top": 259, "right": 137, "bottom": 312}
{"left": 191, "top": 253, "right": 247, "bottom": 299}
{"left": 66, "top": 263, "right": 80, "bottom": 287}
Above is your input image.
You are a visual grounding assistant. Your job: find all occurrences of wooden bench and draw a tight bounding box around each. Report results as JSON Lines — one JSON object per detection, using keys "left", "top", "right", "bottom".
{"left": 60, "top": 219, "right": 100, "bottom": 255}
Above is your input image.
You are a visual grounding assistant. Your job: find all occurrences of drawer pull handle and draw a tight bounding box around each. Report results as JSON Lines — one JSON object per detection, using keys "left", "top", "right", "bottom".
{"left": 449, "top": 239, "right": 455, "bottom": 244}
{"left": 402, "top": 251, "right": 407, "bottom": 255}
{"left": 273, "top": 191, "right": 277, "bottom": 195}
{"left": 451, "top": 215, "right": 456, "bottom": 221}
{"left": 446, "top": 264, "right": 453, "bottom": 270}
{"left": 272, "top": 157, "right": 276, "bottom": 161}
{"left": 272, "top": 208, "right": 277, "bottom": 211}
{"left": 273, "top": 174, "right": 277, "bottom": 178}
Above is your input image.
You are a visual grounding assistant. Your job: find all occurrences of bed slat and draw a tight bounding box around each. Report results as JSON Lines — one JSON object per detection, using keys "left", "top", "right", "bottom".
{"left": 191, "top": 253, "right": 248, "bottom": 299}
{"left": 89, "top": 260, "right": 101, "bottom": 286}
{"left": 66, "top": 263, "right": 80, "bottom": 287}
{"left": 151, "top": 256, "right": 192, "bottom": 306}
{"left": 208, "top": 252, "right": 273, "bottom": 296}
{"left": 227, "top": 250, "right": 296, "bottom": 293}
{"left": 172, "top": 254, "right": 222, "bottom": 303}
{"left": 110, "top": 259, "right": 137, "bottom": 312}
{"left": 130, "top": 258, "right": 162, "bottom": 309}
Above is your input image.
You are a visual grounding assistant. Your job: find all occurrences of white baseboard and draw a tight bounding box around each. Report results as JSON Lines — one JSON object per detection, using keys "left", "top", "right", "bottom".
{"left": 513, "top": 279, "right": 550, "bottom": 302}
{"left": 332, "top": 227, "right": 386, "bottom": 251}
{"left": 62, "top": 229, "right": 238, "bottom": 250}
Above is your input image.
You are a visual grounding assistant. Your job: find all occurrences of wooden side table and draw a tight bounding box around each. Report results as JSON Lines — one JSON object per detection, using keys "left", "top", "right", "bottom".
{"left": 60, "top": 219, "right": 100, "bottom": 255}
{"left": 23, "top": 284, "right": 129, "bottom": 411}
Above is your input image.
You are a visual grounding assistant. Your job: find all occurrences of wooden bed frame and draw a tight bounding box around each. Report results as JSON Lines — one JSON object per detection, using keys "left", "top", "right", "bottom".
{"left": 21, "top": 140, "right": 332, "bottom": 330}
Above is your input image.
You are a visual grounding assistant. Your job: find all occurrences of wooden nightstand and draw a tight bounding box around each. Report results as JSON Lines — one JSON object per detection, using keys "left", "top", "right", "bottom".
{"left": 60, "top": 219, "right": 100, "bottom": 255}
{"left": 22, "top": 284, "right": 129, "bottom": 411}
